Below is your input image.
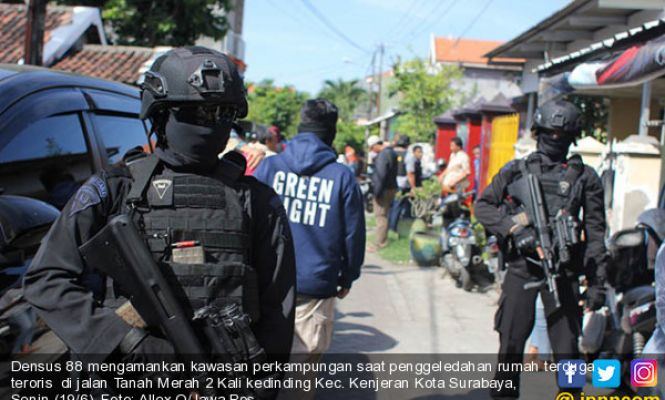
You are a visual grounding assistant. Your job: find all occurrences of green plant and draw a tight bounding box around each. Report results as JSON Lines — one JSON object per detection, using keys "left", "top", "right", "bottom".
{"left": 56, "top": 0, "right": 232, "bottom": 47}
{"left": 246, "top": 80, "right": 308, "bottom": 138}
{"left": 389, "top": 58, "right": 462, "bottom": 142}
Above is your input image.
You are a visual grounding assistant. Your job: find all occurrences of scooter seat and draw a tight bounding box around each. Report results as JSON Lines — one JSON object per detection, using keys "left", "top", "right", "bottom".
{"left": 622, "top": 285, "right": 655, "bottom": 308}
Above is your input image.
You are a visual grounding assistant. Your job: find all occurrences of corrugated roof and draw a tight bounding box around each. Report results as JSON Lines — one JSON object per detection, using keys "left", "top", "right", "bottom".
{"left": 52, "top": 44, "right": 155, "bottom": 84}
{"left": 0, "top": 3, "right": 73, "bottom": 64}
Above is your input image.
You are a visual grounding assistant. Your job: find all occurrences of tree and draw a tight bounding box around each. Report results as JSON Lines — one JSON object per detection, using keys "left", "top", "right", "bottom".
{"left": 246, "top": 80, "right": 308, "bottom": 138}
{"left": 317, "top": 78, "right": 368, "bottom": 152}
{"left": 565, "top": 95, "right": 609, "bottom": 143}
{"left": 389, "top": 58, "right": 462, "bottom": 142}
{"left": 54, "top": 0, "right": 231, "bottom": 47}
{"left": 317, "top": 78, "right": 368, "bottom": 122}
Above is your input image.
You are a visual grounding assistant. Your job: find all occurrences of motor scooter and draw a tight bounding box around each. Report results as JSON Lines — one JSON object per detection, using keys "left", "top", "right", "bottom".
{"left": 438, "top": 192, "right": 498, "bottom": 291}
{"left": 580, "top": 208, "right": 664, "bottom": 385}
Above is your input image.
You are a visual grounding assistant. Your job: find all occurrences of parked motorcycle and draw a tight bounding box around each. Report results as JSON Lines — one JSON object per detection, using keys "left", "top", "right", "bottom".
{"left": 580, "top": 208, "right": 664, "bottom": 385}
{"left": 438, "top": 192, "right": 498, "bottom": 291}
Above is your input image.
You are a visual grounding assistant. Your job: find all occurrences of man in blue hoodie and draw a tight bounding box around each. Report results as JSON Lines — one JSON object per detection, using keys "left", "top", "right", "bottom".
{"left": 254, "top": 99, "right": 365, "bottom": 360}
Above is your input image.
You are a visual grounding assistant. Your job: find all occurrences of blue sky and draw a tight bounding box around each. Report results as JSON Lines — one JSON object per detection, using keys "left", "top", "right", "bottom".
{"left": 243, "top": 0, "right": 570, "bottom": 94}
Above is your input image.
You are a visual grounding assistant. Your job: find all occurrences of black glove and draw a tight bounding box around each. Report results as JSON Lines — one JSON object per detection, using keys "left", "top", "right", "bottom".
{"left": 585, "top": 286, "right": 607, "bottom": 311}
{"left": 512, "top": 226, "right": 538, "bottom": 254}
{"left": 120, "top": 328, "right": 176, "bottom": 363}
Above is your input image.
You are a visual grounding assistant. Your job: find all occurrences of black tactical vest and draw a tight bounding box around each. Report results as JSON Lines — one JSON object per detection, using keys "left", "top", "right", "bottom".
{"left": 123, "top": 154, "right": 260, "bottom": 323}
{"left": 518, "top": 153, "right": 584, "bottom": 219}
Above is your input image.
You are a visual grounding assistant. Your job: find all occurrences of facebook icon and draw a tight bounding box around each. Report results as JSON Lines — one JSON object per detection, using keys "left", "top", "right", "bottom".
{"left": 558, "top": 359, "right": 587, "bottom": 388}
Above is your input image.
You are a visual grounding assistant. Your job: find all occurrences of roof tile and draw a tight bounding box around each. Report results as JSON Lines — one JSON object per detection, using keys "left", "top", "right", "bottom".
{"left": 434, "top": 37, "right": 518, "bottom": 65}
{"left": 52, "top": 44, "right": 155, "bottom": 84}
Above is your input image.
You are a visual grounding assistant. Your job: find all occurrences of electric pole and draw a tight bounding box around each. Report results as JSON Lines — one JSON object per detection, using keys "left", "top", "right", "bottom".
{"left": 24, "top": 0, "right": 47, "bottom": 66}
{"left": 367, "top": 50, "right": 376, "bottom": 119}
{"left": 376, "top": 43, "right": 384, "bottom": 117}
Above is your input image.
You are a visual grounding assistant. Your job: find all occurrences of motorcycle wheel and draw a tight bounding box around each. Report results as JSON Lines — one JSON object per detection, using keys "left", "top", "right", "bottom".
{"left": 443, "top": 254, "right": 463, "bottom": 280}
{"left": 460, "top": 266, "right": 473, "bottom": 292}
{"left": 493, "top": 251, "right": 506, "bottom": 287}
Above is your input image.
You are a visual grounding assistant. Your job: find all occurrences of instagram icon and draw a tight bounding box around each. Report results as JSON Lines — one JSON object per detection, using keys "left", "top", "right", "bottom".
{"left": 631, "top": 360, "right": 658, "bottom": 387}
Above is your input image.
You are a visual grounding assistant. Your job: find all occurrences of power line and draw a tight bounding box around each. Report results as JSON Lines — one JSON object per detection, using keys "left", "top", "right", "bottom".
{"left": 453, "top": 0, "right": 495, "bottom": 45}
{"left": 400, "top": 0, "right": 460, "bottom": 46}
{"left": 264, "top": 0, "right": 338, "bottom": 42}
{"left": 299, "top": 0, "right": 370, "bottom": 54}
{"left": 382, "top": 0, "right": 425, "bottom": 42}
{"left": 400, "top": 0, "right": 446, "bottom": 43}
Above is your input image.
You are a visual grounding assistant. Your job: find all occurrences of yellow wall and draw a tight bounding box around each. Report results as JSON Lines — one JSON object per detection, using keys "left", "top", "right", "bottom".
{"left": 487, "top": 113, "right": 520, "bottom": 185}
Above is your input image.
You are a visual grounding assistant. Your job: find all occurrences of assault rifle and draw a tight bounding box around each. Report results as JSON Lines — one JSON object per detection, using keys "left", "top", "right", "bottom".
{"left": 79, "top": 214, "right": 265, "bottom": 364}
{"left": 507, "top": 174, "right": 579, "bottom": 309}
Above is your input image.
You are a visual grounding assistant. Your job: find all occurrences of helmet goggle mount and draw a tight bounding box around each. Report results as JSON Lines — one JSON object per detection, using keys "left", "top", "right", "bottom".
{"left": 143, "top": 71, "right": 168, "bottom": 98}
{"left": 549, "top": 112, "right": 568, "bottom": 130}
{"left": 188, "top": 59, "right": 226, "bottom": 95}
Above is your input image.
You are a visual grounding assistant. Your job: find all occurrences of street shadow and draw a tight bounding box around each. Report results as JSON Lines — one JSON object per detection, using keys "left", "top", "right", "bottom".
{"left": 344, "top": 312, "right": 373, "bottom": 318}
{"left": 329, "top": 320, "right": 398, "bottom": 353}
{"left": 362, "top": 264, "right": 382, "bottom": 270}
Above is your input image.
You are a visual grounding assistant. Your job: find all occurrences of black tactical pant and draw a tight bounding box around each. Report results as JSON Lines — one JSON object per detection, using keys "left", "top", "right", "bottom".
{"left": 491, "top": 264, "right": 582, "bottom": 398}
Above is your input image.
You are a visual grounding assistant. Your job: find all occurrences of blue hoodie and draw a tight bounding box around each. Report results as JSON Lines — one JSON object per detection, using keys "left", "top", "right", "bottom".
{"left": 254, "top": 133, "right": 365, "bottom": 298}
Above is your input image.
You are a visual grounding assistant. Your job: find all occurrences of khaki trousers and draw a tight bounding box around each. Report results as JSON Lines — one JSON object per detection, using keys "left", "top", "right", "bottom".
{"left": 280, "top": 296, "right": 336, "bottom": 400}
{"left": 373, "top": 188, "right": 396, "bottom": 246}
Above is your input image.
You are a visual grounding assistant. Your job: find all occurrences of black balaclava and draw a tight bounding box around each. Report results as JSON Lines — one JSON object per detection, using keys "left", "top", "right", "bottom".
{"left": 536, "top": 130, "right": 573, "bottom": 162}
{"left": 154, "top": 112, "right": 232, "bottom": 171}
{"left": 297, "top": 99, "right": 338, "bottom": 146}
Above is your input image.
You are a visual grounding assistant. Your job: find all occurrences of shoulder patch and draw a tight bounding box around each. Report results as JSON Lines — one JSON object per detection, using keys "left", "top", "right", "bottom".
{"left": 69, "top": 175, "right": 108, "bottom": 216}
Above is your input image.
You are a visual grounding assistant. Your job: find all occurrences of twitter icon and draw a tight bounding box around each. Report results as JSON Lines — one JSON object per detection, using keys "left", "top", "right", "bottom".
{"left": 593, "top": 360, "right": 621, "bottom": 388}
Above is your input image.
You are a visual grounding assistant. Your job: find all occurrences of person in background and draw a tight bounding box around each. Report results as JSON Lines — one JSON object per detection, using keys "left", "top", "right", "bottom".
{"left": 223, "top": 126, "right": 266, "bottom": 171}
{"left": 368, "top": 135, "right": 397, "bottom": 251}
{"left": 405, "top": 145, "right": 424, "bottom": 193}
{"left": 251, "top": 127, "right": 280, "bottom": 158}
{"left": 473, "top": 145, "right": 481, "bottom": 194}
{"left": 439, "top": 137, "right": 470, "bottom": 194}
{"left": 344, "top": 145, "right": 360, "bottom": 176}
{"left": 243, "top": 128, "right": 279, "bottom": 175}
{"left": 388, "top": 136, "right": 414, "bottom": 232}
{"left": 393, "top": 135, "right": 411, "bottom": 194}
{"left": 254, "top": 100, "right": 364, "bottom": 400}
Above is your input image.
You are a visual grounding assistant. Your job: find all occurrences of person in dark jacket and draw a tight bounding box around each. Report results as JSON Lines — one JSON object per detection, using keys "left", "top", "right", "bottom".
{"left": 475, "top": 100, "right": 608, "bottom": 399}
{"left": 23, "top": 48, "right": 296, "bottom": 398}
{"left": 254, "top": 99, "right": 365, "bottom": 362}
{"left": 368, "top": 135, "right": 398, "bottom": 250}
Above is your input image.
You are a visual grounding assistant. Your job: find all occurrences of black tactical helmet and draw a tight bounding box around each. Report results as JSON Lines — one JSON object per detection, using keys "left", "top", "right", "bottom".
{"left": 140, "top": 46, "right": 248, "bottom": 120}
{"left": 532, "top": 100, "right": 583, "bottom": 136}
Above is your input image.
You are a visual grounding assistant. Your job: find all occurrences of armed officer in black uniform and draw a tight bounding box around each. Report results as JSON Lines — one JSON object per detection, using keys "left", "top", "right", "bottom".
{"left": 23, "top": 47, "right": 296, "bottom": 386}
{"left": 475, "top": 100, "right": 608, "bottom": 398}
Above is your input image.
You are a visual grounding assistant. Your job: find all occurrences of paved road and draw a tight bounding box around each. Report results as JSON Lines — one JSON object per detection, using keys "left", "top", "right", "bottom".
{"left": 329, "top": 252, "right": 500, "bottom": 354}
{"left": 320, "top": 251, "right": 629, "bottom": 400}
